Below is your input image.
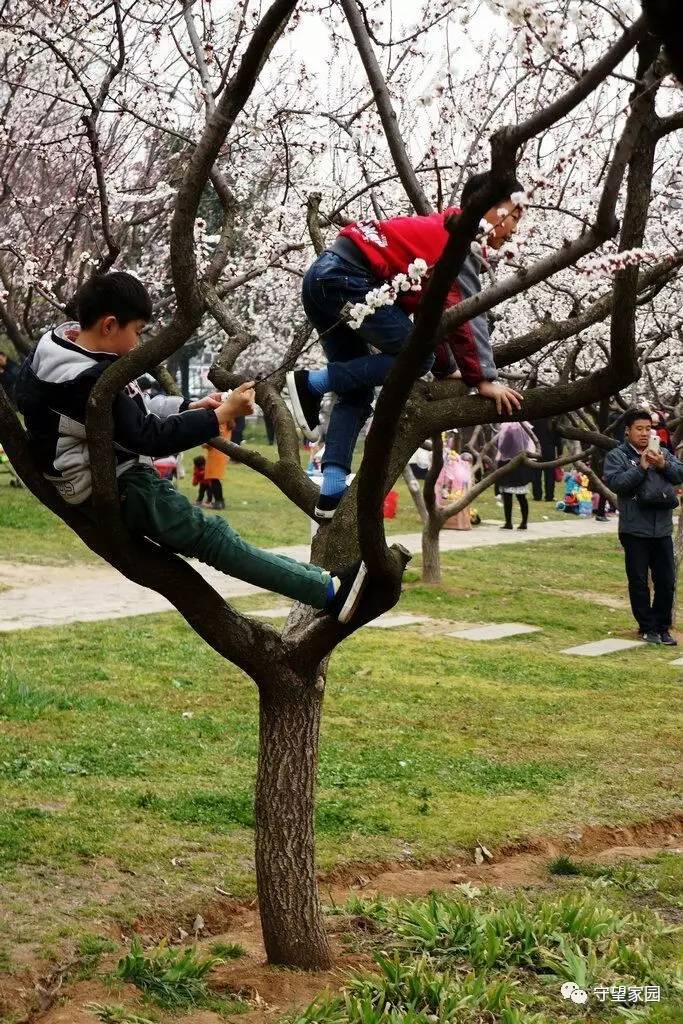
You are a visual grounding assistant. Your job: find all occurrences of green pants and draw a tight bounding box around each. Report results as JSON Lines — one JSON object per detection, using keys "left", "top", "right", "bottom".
{"left": 118, "top": 466, "right": 331, "bottom": 609}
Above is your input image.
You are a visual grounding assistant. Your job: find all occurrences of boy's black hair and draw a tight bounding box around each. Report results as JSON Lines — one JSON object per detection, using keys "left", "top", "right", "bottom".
{"left": 623, "top": 407, "right": 653, "bottom": 428}
{"left": 76, "top": 271, "right": 153, "bottom": 329}
{"left": 460, "top": 171, "right": 524, "bottom": 208}
{"left": 193, "top": 455, "right": 206, "bottom": 466}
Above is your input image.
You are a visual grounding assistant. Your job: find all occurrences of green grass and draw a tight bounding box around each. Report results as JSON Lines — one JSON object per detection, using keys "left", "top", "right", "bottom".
{"left": 0, "top": 424, "right": 570, "bottom": 565}
{"left": 0, "top": 533, "right": 680, "bottom": 973}
{"left": 209, "top": 941, "right": 246, "bottom": 960}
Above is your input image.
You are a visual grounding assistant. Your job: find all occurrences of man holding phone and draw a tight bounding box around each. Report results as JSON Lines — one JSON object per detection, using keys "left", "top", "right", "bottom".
{"left": 604, "top": 408, "right": 683, "bottom": 645}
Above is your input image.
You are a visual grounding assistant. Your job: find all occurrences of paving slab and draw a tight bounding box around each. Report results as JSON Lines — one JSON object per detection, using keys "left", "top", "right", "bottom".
{"left": 561, "top": 638, "right": 644, "bottom": 656}
{"left": 668, "top": 656, "right": 683, "bottom": 666}
{"left": 448, "top": 622, "right": 541, "bottom": 641}
{"left": 365, "top": 614, "right": 429, "bottom": 629}
{"left": 0, "top": 517, "right": 619, "bottom": 631}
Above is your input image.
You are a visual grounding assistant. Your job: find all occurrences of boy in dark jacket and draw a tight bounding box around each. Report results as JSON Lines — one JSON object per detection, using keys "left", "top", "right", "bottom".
{"left": 287, "top": 173, "right": 524, "bottom": 519}
{"left": 604, "top": 407, "right": 683, "bottom": 645}
{"left": 16, "top": 272, "right": 367, "bottom": 624}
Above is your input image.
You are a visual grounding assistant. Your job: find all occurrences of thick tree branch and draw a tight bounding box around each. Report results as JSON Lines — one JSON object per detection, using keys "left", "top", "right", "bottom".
{"left": 306, "top": 192, "right": 325, "bottom": 255}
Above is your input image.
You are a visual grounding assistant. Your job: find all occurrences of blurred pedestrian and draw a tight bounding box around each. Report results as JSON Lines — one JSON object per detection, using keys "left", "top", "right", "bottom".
{"left": 495, "top": 422, "right": 537, "bottom": 530}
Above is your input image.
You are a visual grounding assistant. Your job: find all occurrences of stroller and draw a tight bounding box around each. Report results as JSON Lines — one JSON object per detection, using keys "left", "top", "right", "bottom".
{"left": 0, "top": 444, "right": 23, "bottom": 488}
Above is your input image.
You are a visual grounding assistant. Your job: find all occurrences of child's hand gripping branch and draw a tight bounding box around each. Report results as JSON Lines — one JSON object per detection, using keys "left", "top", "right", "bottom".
{"left": 217, "top": 382, "right": 256, "bottom": 429}
{"left": 190, "top": 381, "right": 256, "bottom": 428}
{"left": 477, "top": 379, "right": 523, "bottom": 417}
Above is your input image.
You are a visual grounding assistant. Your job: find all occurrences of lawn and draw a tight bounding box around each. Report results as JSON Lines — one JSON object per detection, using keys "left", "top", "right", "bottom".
{"left": 0, "top": 531, "right": 681, "bottom": 974}
{"left": 0, "top": 423, "right": 571, "bottom": 564}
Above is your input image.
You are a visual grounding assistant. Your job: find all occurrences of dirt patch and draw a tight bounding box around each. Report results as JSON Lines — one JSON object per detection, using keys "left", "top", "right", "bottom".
{"left": 6, "top": 813, "right": 681, "bottom": 1024}
{"left": 210, "top": 953, "right": 373, "bottom": 1014}
{"left": 322, "top": 812, "right": 683, "bottom": 891}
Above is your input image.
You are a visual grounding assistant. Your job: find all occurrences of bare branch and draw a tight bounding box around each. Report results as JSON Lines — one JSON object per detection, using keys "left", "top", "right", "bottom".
{"left": 338, "top": 0, "right": 431, "bottom": 214}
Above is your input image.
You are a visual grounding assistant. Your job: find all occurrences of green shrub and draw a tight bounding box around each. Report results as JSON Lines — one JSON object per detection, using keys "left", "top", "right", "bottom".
{"left": 116, "top": 937, "right": 221, "bottom": 1008}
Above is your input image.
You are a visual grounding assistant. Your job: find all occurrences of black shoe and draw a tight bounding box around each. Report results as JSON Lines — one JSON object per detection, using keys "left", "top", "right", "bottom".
{"left": 286, "top": 370, "right": 321, "bottom": 441}
{"left": 638, "top": 631, "right": 662, "bottom": 645}
{"left": 212, "top": 500, "right": 226, "bottom": 510}
{"left": 595, "top": 515, "right": 609, "bottom": 523}
{"left": 328, "top": 560, "right": 368, "bottom": 625}
{"left": 660, "top": 630, "right": 678, "bottom": 646}
{"left": 500, "top": 523, "right": 513, "bottom": 530}
{"left": 315, "top": 492, "right": 343, "bottom": 521}
{"left": 518, "top": 523, "right": 528, "bottom": 530}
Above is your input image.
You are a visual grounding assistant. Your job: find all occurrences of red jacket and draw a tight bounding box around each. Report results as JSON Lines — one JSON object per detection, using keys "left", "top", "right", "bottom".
{"left": 339, "top": 208, "right": 497, "bottom": 386}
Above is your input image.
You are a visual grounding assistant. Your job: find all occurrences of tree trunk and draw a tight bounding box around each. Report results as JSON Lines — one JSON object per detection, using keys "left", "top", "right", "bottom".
{"left": 255, "top": 670, "right": 333, "bottom": 969}
{"left": 180, "top": 353, "right": 191, "bottom": 402}
{"left": 422, "top": 517, "right": 442, "bottom": 583}
{"left": 673, "top": 500, "right": 683, "bottom": 627}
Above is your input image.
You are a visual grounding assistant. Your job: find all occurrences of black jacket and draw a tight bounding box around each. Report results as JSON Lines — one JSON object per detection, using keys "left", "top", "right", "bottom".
{"left": 16, "top": 322, "right": 219, "bottom": 505}
{"left": 604, "top": 441, "right": 683, "bottom": 538}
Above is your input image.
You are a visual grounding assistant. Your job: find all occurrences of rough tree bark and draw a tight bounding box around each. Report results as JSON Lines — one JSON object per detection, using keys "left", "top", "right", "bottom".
{"left": 255, "top": 668, "right": 331, "bottom": 967}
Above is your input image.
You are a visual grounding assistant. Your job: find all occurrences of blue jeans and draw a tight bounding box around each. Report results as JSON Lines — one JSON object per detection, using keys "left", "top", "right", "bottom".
{"left": 302, "top": 250, "right": 433, "bottom": 473}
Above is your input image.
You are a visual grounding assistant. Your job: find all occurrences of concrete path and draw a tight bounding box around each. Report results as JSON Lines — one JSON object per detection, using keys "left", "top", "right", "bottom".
{"left": 0, "top": 516, "right": 617, "bottom": 632}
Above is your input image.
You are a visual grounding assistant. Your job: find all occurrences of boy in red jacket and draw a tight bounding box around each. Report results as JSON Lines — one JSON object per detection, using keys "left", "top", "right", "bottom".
{"left": 287, "top": 173, "right": 524, "bottom": 519}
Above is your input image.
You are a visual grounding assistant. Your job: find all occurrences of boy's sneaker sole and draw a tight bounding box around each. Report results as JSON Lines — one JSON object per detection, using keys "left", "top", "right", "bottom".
{"left": 336, "top": 562, "right": 368, "bottom": 625}
{"left": 286, "top": 370, "right": 321, "bottom": 441}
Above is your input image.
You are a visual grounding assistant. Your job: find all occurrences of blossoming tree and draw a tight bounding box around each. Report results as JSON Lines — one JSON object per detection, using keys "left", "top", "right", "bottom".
{"left": 1, "top": 0, "right": 682, "bottom": 970}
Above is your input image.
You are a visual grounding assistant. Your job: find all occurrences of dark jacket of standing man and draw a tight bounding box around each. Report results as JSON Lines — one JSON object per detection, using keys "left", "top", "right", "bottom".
{"left": 604, "top": 408, "right": 683, "bottom": 646}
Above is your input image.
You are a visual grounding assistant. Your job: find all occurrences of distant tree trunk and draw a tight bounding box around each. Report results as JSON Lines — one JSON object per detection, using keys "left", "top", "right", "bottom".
{"left": 403, "top": 464, "right": 428, "bottom": 524}
{"left": 673, "top": 501, "right": 683, "bottom": 627}
{"left": 421, "top": 434, "right": 444, "bottom": 583}
{"left": 254, "top": 668, "right": 333, "bottom": 969}
{"left": 421, "top": 518, "right": 442, "bottom": 584}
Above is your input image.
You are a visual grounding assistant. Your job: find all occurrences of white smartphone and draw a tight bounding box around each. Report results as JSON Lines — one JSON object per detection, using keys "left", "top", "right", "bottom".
{"left": 648, "top": 432, "right": 661, "bottom": 453}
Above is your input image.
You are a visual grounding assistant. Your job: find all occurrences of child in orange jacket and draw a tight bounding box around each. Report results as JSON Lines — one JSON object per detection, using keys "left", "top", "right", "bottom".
{"left": 202, "top": 423, "right": 230, "bottom": 509}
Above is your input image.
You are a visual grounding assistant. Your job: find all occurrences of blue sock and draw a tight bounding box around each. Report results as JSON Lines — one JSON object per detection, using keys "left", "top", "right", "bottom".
{"left": 321, "top": 463, "right": 348, "bottom": 497}
{"left": 308, "top": 368, "right": 330, "bottom": 395}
